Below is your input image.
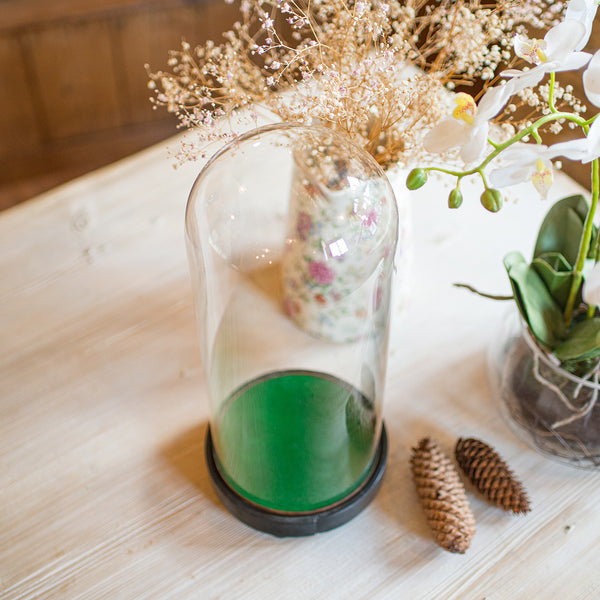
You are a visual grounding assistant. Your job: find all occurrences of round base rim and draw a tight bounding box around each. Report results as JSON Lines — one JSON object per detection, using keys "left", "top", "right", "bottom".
{"left": 205, "top": 423, "right": 388, "bottom": 537}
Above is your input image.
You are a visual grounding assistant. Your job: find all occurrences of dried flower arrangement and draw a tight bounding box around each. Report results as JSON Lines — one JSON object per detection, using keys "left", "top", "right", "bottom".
{"left": 147, "top": 0, "right": 561, "bottom": 169}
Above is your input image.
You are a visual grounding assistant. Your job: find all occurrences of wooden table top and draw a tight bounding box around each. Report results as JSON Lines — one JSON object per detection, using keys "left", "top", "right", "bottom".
{"left": 2, "top": 134, "right": 599, "bottom": 599}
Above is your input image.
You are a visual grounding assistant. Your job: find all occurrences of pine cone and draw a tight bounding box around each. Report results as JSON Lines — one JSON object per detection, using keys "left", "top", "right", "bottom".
{"left": 455, "top": 437, "right": 531, "bottom": 514}
{"left": 410, "top": 437, "right": 476, "bottom": 554}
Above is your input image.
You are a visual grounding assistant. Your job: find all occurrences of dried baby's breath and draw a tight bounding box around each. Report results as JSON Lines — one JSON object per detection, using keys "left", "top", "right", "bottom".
{"left": 148, "top": 0, "right": 559, "bottom": 169}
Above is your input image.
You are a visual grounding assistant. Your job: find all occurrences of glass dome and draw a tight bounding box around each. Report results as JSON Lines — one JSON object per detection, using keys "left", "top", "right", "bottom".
{"left": 185, "top": 123, "right": 399, "bottom": 535}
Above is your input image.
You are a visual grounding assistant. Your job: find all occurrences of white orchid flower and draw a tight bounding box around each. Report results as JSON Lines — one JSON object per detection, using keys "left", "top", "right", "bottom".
{"left": 549, "top": 116, "right": 600, "bottom": 163}
{"left": 584, "top": 50, "right": 600, "bottom": 107}
{"left": 502, "top": 20, "right": 592, "bottom": 88}
{"left": 423, "top": 82, "right": 515, "bottom": 164}
{"left": 489, "top": 144, "right": 557, "bottom": 199}
{"left": 583, "top": 261, "right": 600, "bottom": 306}
{"left": 564, "top": 0, "right": 599, "bottom": 51}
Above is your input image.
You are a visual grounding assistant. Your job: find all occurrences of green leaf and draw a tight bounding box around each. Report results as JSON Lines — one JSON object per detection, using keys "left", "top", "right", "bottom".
{"left": 535, "top": 252, "right": 572, "bottom": 272}
{"left": 504, "top": 251, "right": 566, "bottom": 349}
{"left": 554, "top": 318, "right": 600, "bottom": 362}
{"left": 532, "top": 253, "right": 574, "bottom": 310}
{"left": 533, "top": 195, "right": 589, "bottom": 266}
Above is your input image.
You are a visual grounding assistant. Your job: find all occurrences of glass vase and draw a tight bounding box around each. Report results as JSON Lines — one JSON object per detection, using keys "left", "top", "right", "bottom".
{"left": 185, "top": 123, "right": 400, "bottom": 535}
{"left": 488, "top": 309, "right": 600, "bottom": 468}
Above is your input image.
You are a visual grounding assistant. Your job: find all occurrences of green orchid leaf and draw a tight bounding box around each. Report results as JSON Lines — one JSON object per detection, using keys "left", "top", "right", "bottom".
{"left": 504, "top": 251, "right": 566, "bottom": 349}
{"left": 533, "top": 195, "right": 589, "bottom": 266}
{"left": 535, "top": 252, "right": 572, "bottom": 272}
{"left": 504, "top": 252, "right": 533, "bottom": 327}
{"left": 554, "top": 318, "right": 600, "bottom": 362}
{"left": 532, "top": 254, "right": 574, "bottom": 310}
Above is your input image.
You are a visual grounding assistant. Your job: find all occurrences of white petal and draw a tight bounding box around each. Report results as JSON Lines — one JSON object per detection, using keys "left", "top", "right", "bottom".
{"left": 460, "top": 123, "right": 489, "bottom": 163}
{"left": 498, "top": 143, "right": 551, "bottom": 164}
{"left": 551, "top": 51, "right": 592, "bottom": 72}
{"left": 549, "top": 122, "right": 600, "bottom": 163}
{"left": 583, "top": 262, "right": 600, "bottom": 305}
{"left": 565, "top": 0, "right": 599, "bottom": 50}
{"left": 513, "top": 34, "right": 531, "bottom": 57}
{"left": 477, "top": 81, "right": 515, "bottom": 119}
{"left": 584, "top": 117, "right": 600, "bottom": 159}
{"left": 545, "top": 20, "right": 586, "bottom": 61}
{"left": 500, "top": 66, "right": 545, "bottom": 91}
{"left": 549, "top": 139, "right": 592, "bottom": 162}
{"left": 423, "top": 118, "right": 470, "bottom": 154}
{"left": 584, "top": 50, "right": 600, "bottom": 107}
{"left": 489, "top": 164, "right": 532, "bottom": 188}
{"left": 577, "top": 127, "right": 600, "bottom": 164}
{"left": 500, "top": 68, "right": 525, "bottom": 77}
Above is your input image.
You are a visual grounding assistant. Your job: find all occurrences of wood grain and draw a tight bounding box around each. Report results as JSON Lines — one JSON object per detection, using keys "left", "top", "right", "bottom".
{"left": 22, "top": 20, "right": 123, "bottom": 140}
{"left": 0, "top": 35, "right": 42, "bottom": 160}
{"left": 115, "top": 2, "right": 238, "bottom": 125}
{"left": 1, "top": 134, "right": 600, "bottom": 599}
{"left": 0, "top": 119, "right": 178, "bottom": 211}
{"left": 0, "top": 0, "right": 238, "bottom": 210}
{"left": 0, "top": 0, "right": 211, "bottom": 32}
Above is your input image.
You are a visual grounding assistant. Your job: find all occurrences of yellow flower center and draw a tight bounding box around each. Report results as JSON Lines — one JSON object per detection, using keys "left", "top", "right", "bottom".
{"left": 515, "top": 37, "right": 548, "bottom": 65}
{"left": 452, "top": 92, "right": 477, "bottom": 125}
{"left": 532, "top": 158, "right": 553, "bottom": 198}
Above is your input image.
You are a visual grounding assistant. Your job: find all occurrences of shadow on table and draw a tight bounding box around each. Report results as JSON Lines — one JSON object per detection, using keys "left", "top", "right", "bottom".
{"left": 372, "top": 350, "right": 492, "bottom": 556}
{"left": 161, "top": 421, "right": 221, "bottom": 508}
{"left": 375, "top": 418, "right": 459, "bottom": 550}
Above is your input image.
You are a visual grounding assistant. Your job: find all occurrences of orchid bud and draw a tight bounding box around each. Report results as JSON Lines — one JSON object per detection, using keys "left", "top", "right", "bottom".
{"left": 480, "top": 189, "right": 502, "bottom": 212}
{"left": 448, "top": 188, "right": 463, "bottom": 209}
{"left": 406, "top": 168, "right": 427, "bottom": 190}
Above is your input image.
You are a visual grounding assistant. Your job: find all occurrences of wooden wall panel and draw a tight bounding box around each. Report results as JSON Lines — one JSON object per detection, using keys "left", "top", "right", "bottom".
{"left": 0, "top": 0, "right": 241, "bottom": 209}
{"left": 0, "top": 0, "right": 594, "bottom": 210}
{"left": 0, "top": 36, "right": 41, "bottom": 160}
{"left": 23, "top": 19, "right": 123, "bottom": 140}
{"left": 115, "top": 2, "right": 238, "bottom": 125}
{"left": 1, "top": 0, "right": 198, "bottom": 31}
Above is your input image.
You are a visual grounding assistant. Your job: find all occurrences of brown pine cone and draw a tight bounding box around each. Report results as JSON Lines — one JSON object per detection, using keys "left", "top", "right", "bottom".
{"left": 410, "top": 437, "right": 476, "bottom": 554}
{"left": 455, "top": 437, "right": 531, "bottom": 514}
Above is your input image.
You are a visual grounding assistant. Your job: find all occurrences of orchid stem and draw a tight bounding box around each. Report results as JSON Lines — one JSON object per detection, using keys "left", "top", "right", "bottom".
{"left": 566, "top": 157, "right": 600, "bottom": 326}
{"left": 425, "top": 110, "right": 588, "bottom": 182}
{"left": 587, "top": 158, "right": 600, "bottom": 319}
{"left": 548, "top": 72, "right": 557, "bottom": 113}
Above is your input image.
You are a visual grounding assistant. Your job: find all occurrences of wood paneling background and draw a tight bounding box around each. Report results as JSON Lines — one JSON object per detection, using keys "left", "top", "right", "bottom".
{"left": 0, "top": 2, "right": 596, "bottom": 210}
{"left": 0, "top": 0, "right": 238, "bottom": 210}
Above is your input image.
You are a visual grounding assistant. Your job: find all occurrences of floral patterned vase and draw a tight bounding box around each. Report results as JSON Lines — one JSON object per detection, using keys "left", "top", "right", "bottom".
{"left": 282, "top": 157, "right": 399, "bottom": 343}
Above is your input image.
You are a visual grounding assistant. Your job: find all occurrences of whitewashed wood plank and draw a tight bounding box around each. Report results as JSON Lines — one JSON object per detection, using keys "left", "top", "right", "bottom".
{"left": 2, "top": 133, "right": 600, "bottom": 599}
